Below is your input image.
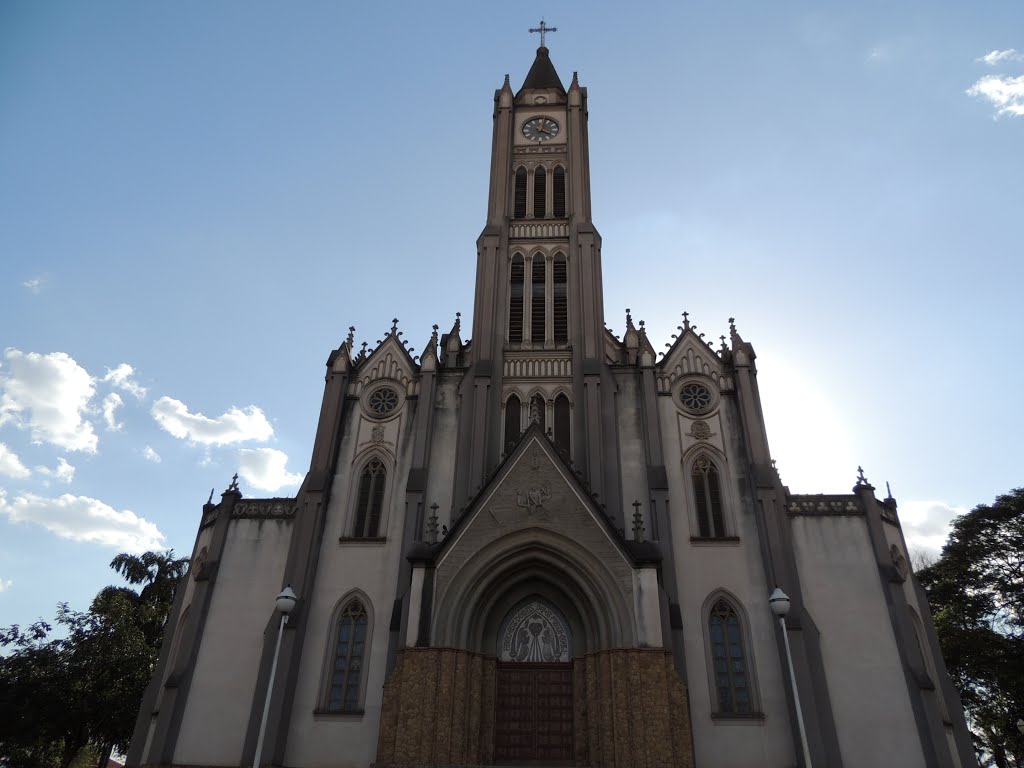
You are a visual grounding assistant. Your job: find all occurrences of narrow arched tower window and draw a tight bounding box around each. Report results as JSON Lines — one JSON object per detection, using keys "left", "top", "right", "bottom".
{"left": 553, "top": 254, "right": 568, "bottom": 344}
{"left": 328, "top": 599, "right": 368, "bottom": 712}
{"left": 509, "top": 254, "right": 525, "bottom": 343}
{"left": 692, "top": 455, "right": 725, "bottom": 538}
{"left": 513, "top": 167, "right": 527, "bottom": 219}
{"left": 354, "top": 458, "right": 386, "bottom": 537}
{"left": 553, "top": 165, "right": 566, "bottom": 218}
{"left": 530, "top": 394, "right": 546, "bottom": 432}
{"left": 533, "top": 166, "right": 546, "bottom": 218}
{"left": 554, "top": 394, "right": 570, "bottom": 456}
{"left": 531, "top": 257, "right": 545, "bottom": 344}
{"left": 504, "top": 395, "right": 521, "bottom": 452}
{"left": 708, "top": 599, "right": 752, "bottom": 714}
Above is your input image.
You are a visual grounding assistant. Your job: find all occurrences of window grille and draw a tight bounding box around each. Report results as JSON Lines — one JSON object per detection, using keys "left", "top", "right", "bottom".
{"left": 553, "top": 255, "right": 568, "bottom": 344}
{"left": 514, "top": 167, "right": 527, "bottom": 219}
{"left": 553, "top": 166, "right": 566, "bottom": 218}
{"left": 509, "top": 255, "right": 525, "bottom": 343}
{"left": 533, "top": 166, "right": 546, "bottom": 218}
{"left": 531, "top": 258, "right": 545, "bottom": 344}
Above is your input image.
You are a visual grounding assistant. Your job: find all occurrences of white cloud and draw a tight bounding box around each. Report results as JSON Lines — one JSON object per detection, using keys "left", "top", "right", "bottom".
{"left": 0, "top": 443, "right": 31, "bottom": 479}
{"left": 967, "top": 74, "right": 1024, "bottom": 118}
{"left": 142, "top": 445, "right": 161, "bottom": 463}
{"left": 0, "top": 489, "right": 165, "bottom": 553}
{"left": 0, "top": 577, "right": 12, "bottom": 592}
{"left": 102, "top": 363, "right": 147, "bottom": 399}
{"left": 900, "top": 500, "right": 965, "bottom": 561}
{"left": 102, "top": 393, "right": 124, "bottom": 431}
{"left": 977, "top": 49, "right": 1024, "bottom": 66}
{"left": 237, "top": 448, "right": 304, "bottom": 492}
{"left": 151, "top": 396, "right": 273, "bottom": 446}
{"left": 22, "top": 277, "right": 42, "bottom": 294}
{"left": 35, "top": 457, "right": 75, "bottom": 484}
{"left": 0, "top": 350, "right": 98, "bottom": 453}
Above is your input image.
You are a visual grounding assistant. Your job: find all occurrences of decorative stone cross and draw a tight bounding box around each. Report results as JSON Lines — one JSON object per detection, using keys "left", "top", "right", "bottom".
{"left": 529, "top": 19, "right": 557, "bottom": 47}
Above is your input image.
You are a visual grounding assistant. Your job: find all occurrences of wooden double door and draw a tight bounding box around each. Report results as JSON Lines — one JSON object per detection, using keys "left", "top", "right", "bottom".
{"left": 494, "top": 662, "right": 574, "bottom": 763}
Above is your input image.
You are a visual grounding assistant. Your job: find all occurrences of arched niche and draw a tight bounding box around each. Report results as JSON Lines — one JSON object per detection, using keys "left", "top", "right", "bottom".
{"left": 432, "top": 527, "right": 634, "bottom": 656}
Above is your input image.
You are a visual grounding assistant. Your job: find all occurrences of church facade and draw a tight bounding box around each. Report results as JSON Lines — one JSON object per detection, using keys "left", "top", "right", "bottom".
{"left": 127, "top": 45, "right": 976, "bottom": 768}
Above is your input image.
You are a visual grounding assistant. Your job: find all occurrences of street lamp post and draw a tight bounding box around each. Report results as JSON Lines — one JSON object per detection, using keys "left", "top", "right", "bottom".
{"left": 253, "top": 586, "right": 298, "bottom": 768}
{"left": 770, "top": 587, "right": 813, "bottom": 768}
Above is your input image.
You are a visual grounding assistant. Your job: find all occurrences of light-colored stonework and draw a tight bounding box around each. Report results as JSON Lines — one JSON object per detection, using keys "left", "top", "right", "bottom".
{"left": 126, "top": 43, "right": 976, "bottom": 768}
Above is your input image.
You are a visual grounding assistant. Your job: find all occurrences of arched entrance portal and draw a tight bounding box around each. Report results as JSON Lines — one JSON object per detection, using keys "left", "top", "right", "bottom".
{"left": 494, "top": 599, "right": 574, "bottom": 763}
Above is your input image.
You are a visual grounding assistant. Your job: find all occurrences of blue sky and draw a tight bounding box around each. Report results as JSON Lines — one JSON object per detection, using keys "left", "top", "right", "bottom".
{"left": 1, "top": 1, "right": 1022, "bottom": 631}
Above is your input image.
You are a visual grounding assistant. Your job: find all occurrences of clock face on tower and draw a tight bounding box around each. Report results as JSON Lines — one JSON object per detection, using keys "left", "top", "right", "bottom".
{"left": 522, "top": 117, "right": 560, "bottom": 141}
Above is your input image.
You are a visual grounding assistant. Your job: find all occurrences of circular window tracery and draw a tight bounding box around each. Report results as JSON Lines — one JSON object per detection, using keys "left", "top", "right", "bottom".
{"left": 367, "top": 387, "right": 399, "bottom": 416}
{"left": 679, "top": 382, "right": 713, "bottom": 413}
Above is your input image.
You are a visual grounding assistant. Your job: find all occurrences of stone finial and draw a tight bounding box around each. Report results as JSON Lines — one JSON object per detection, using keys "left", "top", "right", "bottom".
{"left": 225, "top": 473, "right": 240, "bottom": 493}
{"left": 625, "top": 307, "right": 635, "bottom": 331}
{"left": 856, "top": 466, "right": 868, "bottom": 486}
{"left": 720, "top": 335, "right": 728, "bottom": 351}
{"left": 431, "top": 324, "right": 439, "bottom": 343}
{"left": 728, "top": 317, "right": 738, "bottom": 341}
{"left": 503, "top": 73, "right": 510, "bottom": 87}
{"left": 360, "top": 340, "right": 368, "bottom": 357}
{"left": 206, "top": 488, "right": 214, "bottom": 504}
{"left": 426, "top": 503, "right": 439, "bottom": 544}
{"left": 453, "top": 311, "right": 461, "bottom": 334}
{"left": 682, "top": 311, "right": 690, "bottom": 331}
{"left": 631, "top": 500, "right": 645, "bottom": 543}
{"left": 391, "top": 318, "right": 399, "bottom": 335}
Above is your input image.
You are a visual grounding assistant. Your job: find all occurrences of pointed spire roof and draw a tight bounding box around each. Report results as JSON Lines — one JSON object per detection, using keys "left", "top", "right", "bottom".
{"left": 518, "top": 46, "right": 566, "bottom": 95}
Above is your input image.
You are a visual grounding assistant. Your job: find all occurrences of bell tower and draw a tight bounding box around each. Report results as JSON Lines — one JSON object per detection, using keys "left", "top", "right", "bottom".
{"left": 457, "top": 44, "right": 620, "bottom": 522}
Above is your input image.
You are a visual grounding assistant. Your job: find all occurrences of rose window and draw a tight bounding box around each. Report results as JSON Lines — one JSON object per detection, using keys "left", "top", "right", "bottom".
{"left": 679, "top": 383, "right": 712, "bottom": 412}
{"left": 368, "top": 387, "right": 399, "bottom": 416}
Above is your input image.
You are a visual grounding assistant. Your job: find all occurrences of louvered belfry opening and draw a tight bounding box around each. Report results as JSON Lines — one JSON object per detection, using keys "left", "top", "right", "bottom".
{"left": 504, "top": 395, "right": 521, "bottom": 451}
{"left": 514, "top": 167, "right": 527, "bottom": 219}
{"left": 531, "top": 257, "right": 546, "bottom": 344}
{"left": 553, "top": 165, "right": 566, "bottom": 218}
{"left": 509, "top": 254, "right": 525, "bottom": 343}
{"left": 553, "top": 254, "right": 568, "bottom": 344}
{"left": 533, "top": 166, "right": 546, "bottom": 218}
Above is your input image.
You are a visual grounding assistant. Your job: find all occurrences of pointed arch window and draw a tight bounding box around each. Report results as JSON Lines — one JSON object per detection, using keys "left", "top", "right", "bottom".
{"left": 513, "top": 167, "right": 527, "bottom": 219}
{"left": 692, "top": 454, "right": 725, "bottom": 538}
{"left": 554, "top": 394, "right": 570, "bottom": 457}
{"left": 354, "top": 458, "right": 386, "bottom": 538}
{"left": 530, "top": 394, "right": 546, "bottom": 432}
{"left": 531, "top": 257, "right": 546, "bottom": 344}
{"left": 552, "top": 166, "right": 566, "bottom": 218}
{"left": 533, "top": 166, "right": 546, "bottom": 218}
{"left": 708, "top": 599, "right": 753, "bottom": 714}
{"left": 504, "top": 394, "right": 522, "bottom": 452}
{"left": 509, "top": 254, "right": 525, "bottom": 343}
{"left": 327, "top": 599, "right": 368, "bottom": 712}
{"left": 553, "top": 254, "right": 568, "bottom": 344}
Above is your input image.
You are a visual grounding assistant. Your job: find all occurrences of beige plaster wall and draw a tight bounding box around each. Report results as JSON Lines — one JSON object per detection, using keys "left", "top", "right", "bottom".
{"left": 657, "top": 393, "right": 797, "bottom": 767}
{"left": 283, "top": 385, "right": 418, "bottom": 768}
{"left": 792, "top": 514, "right": 926, "bottom": 768}
{"left": 173, "top": 517, "right": 292, "bottom": 766}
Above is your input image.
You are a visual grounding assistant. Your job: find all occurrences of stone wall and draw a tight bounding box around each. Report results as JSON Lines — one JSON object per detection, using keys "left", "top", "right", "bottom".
{"left": 575, "top": 649, "right": 694, "bottom": 768}
{"left": 376, "top": 648, "right": 496, "bottom": 766}
{"left": 375, "top": 647, "right": 694, "bottom": 768}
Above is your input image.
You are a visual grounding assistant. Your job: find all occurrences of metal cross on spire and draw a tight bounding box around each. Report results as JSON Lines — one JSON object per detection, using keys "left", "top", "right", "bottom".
{"left": 529, "top": 19, "right": 557, "bottom": 48}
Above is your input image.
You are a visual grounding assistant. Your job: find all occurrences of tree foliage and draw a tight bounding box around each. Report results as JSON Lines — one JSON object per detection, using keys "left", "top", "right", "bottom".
{"left": 0, "top": 550, "right": 188, "bottom": 768}
{"left": 918, "top": 488, "right": 1024, "bottom": 768}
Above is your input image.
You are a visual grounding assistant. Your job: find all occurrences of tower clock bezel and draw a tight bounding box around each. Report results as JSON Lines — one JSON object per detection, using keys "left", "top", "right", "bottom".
{"left": 521, "top": 116, "right": 560, "bottom": 142}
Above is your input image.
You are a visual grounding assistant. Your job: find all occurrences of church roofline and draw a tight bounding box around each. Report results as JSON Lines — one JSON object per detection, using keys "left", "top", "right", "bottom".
{"left": 516, "top": 46, "right": 567, "bottom": 96}
{"left": 407, "top": 422, "right": 661, "bottom": 568}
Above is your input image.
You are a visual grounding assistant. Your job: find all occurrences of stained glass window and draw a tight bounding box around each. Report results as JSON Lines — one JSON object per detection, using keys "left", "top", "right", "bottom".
{"left": 327, "top": 600, "right": 368, "bottom": 712}
{"left": 709, "top": 599, "right": 752, "bottom": 714}
{"left": 692, "top": 455, "right": 726, "bottom": 538}
{"left": 354, "top": 459, "right": 386, "bottom": 537}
